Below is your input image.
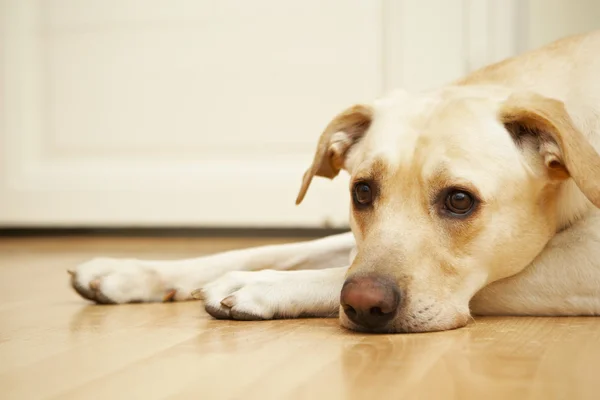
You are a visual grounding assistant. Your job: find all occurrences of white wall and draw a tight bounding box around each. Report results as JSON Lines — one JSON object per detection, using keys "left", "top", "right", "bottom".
{"left": 1, "top": 0, "right": 599, "bottom": 228}
{"left": 526, "top": 0, "right": 600, "bottom": 50}
{"left": 0, "top": 0, "right": 471, "bottom": 228}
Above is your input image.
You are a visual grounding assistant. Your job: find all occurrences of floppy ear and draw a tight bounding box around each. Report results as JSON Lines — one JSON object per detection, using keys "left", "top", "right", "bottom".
{"left": 499, "top": 92, "right": 600, "bottom": 208}
{"left": 295, "top": 104, "right": 373, "bottom": 204}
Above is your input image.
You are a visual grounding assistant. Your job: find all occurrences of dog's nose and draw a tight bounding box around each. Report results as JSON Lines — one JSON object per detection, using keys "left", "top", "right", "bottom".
{"left": 340, "top": 275, "right": 401, "bottom": 330}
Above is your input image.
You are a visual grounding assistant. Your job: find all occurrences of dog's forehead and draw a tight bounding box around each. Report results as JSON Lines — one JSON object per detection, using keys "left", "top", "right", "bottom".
{"left": 366, "top": 90, "right": 439, "bottom": 158}
{"left": 358, "top": 88, "right": 526, "bottom": 195}
{"left": 367, "top": 89, "right": 500, "bottom": 161}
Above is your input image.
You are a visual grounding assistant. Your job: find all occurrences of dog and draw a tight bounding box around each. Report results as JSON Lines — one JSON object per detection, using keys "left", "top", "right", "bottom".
{"left": 70, "top": 31, "right": 600, "bottom": 333}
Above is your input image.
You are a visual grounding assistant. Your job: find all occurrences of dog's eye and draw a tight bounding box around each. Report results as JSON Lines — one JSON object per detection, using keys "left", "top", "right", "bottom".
{"left": 445, "top": 190, "right": 475, "bottom": 215}
{"left": 353, "top": 182, "right": 373, "bottom": 207}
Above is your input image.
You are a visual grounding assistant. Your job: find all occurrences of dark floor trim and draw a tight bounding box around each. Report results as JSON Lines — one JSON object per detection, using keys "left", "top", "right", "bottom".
{"left": 0, "top": 227, "right": 349, "bottom": 238}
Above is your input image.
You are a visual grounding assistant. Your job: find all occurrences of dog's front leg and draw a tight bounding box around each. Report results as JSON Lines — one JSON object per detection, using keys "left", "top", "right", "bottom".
{"left": 69, "top": 232, "right": 354, "bottom": 305}
{"left": 199, "top": 266, "right": 348, "bottom": 320}
{"left": 471, "top": 211, "right": 600, "bottom": 316}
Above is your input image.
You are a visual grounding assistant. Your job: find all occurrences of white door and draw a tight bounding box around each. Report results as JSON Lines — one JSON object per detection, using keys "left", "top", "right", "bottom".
{"left": 0, "top": 0, "right": 495, "bottom": 228}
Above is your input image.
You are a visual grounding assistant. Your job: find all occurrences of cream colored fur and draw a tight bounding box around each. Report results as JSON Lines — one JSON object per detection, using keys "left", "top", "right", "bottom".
{"left": 70, "top": 31, "right": 600, "bottom": 333}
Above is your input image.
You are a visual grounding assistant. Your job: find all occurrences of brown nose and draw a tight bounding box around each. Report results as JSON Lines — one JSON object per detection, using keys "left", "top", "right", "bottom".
{"left": 340, "top": 275, "right": 401, "bottom": 330}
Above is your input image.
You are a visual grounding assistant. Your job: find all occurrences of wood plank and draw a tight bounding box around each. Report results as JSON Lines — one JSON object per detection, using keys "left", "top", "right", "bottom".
{"left": 1, "top": 237, "right": 599, "bottom": 399}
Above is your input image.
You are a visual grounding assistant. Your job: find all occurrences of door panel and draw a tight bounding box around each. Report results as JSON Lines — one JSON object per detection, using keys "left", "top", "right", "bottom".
{"left": 0, "top": 0, "right": 472, "bottom": 227}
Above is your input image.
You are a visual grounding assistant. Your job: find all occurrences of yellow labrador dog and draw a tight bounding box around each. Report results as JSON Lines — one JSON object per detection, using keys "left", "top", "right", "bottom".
{"left": 70, "top": 31, "right": 600, "bottom": 333}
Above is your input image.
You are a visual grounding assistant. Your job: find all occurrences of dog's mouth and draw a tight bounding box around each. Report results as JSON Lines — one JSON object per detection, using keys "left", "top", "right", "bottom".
{"left": 338, "top": 304, "right": 470, "bottom": 334}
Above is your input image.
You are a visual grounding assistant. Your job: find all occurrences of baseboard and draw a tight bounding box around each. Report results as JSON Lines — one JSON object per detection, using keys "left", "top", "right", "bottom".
{"left": 0, "top": 226, "right": 349, "bottom": 238}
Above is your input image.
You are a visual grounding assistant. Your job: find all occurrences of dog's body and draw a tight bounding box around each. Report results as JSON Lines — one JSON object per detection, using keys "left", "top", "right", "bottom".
{"left": 70, "top": 31, "right": 600, "bottom": 333}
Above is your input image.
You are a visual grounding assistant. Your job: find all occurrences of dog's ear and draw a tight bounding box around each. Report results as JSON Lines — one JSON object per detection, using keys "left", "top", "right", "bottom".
{"left": 295, "top": 104, "right": 373, "bottom": 204}
{"left": 500, "top": 92, "right": 600, "bottom": 208}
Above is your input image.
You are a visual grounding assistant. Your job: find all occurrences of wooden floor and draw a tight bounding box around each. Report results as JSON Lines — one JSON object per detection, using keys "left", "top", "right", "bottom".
{"left": 1, "top": 236, "right": 600, "bottom": 400}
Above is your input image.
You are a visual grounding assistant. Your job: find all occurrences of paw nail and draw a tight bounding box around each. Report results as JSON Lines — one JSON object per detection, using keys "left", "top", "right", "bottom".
{"left": 67, "top": 269, "right": 75, "bottom": 277}
{"left": 191, "top": 289, "right": 204, "bottom": 300}
{"left": 220, "top": 296, "right": 235, "bottom": 308}
{"left": 163, "top": 289, "right": 177, "bottom": 302}
{"left": 89, "top": 279, "right": 100, "bottom": 291}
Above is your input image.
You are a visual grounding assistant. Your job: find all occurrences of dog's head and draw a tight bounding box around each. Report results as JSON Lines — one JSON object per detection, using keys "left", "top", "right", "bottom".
{"left": 297, "top": 87, "right": 600, "bottom": 333}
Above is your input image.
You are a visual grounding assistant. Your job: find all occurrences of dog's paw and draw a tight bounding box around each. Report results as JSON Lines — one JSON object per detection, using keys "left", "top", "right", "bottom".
{"left": 69, "top": 258, "right": 176, "bottom": 304}
{"left": 198, "top": 270, "right": 290, "bottom": 320}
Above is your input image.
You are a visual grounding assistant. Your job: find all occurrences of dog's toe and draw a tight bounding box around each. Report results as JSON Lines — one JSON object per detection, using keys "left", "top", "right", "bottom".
{"left": 230, "top": 308, "right": 265, "bottom": 321}
{"left": 220, "top": 295, "right": 236, "bottom": 308}
{"left": 163, "top": 289, "right": 177, "bottom": 302}
{"left": 94, "top": 289, "right": 118, "bottom": 305}
{"left": 69, "top": 258, "right": 169, "bottom": 304}
{"left": 200, "top": 271, "right": 279, "bottom": 321}
{"left": 191, "top": 288, "right": 205, "bottom": 300}
{"left": 204, "top": 294, "right": 267, "bottom": 321}
{"left": 88, "top": 278, "right": 100, "bottom": 291}
{"left": 70, "top": 273, "right": 97, "bottom": 302}
{"left": 204, "top": 303, "right": 232, "bottom": 319}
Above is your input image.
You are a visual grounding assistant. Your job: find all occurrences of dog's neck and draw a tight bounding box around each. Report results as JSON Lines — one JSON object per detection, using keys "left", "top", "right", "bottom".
{"left": 555, "top": 180, "right": 596, "bottom": 231}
